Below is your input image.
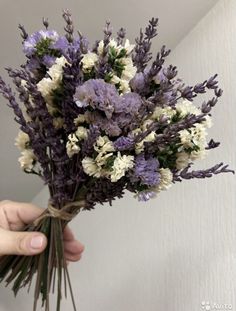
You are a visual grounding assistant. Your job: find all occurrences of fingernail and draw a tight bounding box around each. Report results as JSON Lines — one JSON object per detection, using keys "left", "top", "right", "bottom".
{"left": 30, "top": 236, "right": 44, "bottom": 249}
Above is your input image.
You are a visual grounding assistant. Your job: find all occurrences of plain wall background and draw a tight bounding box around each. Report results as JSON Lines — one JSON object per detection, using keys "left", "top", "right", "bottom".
{"left": 0, "top": 0, "right": 235, "bottom": 310}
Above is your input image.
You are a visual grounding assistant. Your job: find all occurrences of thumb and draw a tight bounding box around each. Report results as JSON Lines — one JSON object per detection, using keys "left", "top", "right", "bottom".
{"left": 0, "top": 228, "right": 47, "bottom": 256}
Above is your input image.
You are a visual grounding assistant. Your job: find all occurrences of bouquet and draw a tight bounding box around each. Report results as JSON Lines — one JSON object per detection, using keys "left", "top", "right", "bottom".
{"left": 0, "top": 10, "right": 234, "bottom": 311}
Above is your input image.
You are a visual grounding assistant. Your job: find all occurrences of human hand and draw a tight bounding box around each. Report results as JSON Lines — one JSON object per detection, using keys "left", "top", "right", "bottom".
{"left": 0, "top": 200, "right": 85, "bottom": 262}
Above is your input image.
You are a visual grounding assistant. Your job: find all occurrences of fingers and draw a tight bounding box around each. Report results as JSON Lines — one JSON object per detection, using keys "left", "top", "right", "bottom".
{"left": 63, "top": 226, "right": 85, "bottom": 262}
{"left": 0, "top": 227, "right": 47, "bottom": 256}
{"left": 64, "top": 240, "right": 85, "bottom": 262}
{"left": 0, "top": 200, "right": 44, "bottom": 231}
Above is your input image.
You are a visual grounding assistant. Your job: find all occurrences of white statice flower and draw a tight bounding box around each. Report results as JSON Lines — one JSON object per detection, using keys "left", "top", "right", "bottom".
{"left": 46, "top": 104, "right": 58, "bottom": 116}
{"left": 179, "top": 123, "right": 208, "bottom": 149}
{"left": 190, "top": 149, "right": 208, "bottom": 161}
{"left": 135, "top": 131, "right": 157, "bottom": 154}
{"left": 37, "top": 56, "right": 68, "bottom": 103}
{"left": 141, "top": 119, "right": 153, "bottom": 131}
{"left": 98, "top": 38, "right": 135, "bottom": 56}
{"left": 110, "top": 152, "right": 134, "bottom": 182}
{"left": 76, "top": 126, "right": 88, "bottom": 140}
{"left": 202, "top": 115, "right": 213, "bottom": 129}
{"left": 15, "top": 131, "right": 30, "bottom": 151}
{"left": 98, "top": 39, "right": 136, "bottom": 93}
{"left": 121, "top": 57, "right": 137, "bottom": 81}
{"left": 123, "top": 39, "right": 135, "bottom": 55}
{"left": 94, "top": 135, "right": 115, "bottom": 155}
{"left": 154, "top": 168, "right": 173, "bottom": 192}
{"left": 119, "top": 79, "right": 131, "bottom": 93}
{"left": 178, "top": 122, "right": 209, "bottom": 162}
{"left": 95, "top": 152, "right": 114, "bottom": 168}
{"left": 74, "top": 114, "right": 87, "bottom": 126}
{"left": 53, "top": 117, "right": 64, "bottom": 129}
{"left": 176, "top": 152, "right": 190, "bottom": 170}
{"left": 82, "top": 157, "right": 102, "bottom": 178}
{"left": 111, "top": 75, "right": 132, "bottom": 93}
{"left": 179, "top": 129, "right": 193, "bottom": 148}
{"left": 18, "top": 149, "right": 36, "bottom": 171}
{"left": 81, "top": 52, "right": 98, "bottom": 71}
{"left": 176, "top": 99, "right": 200, "bottom": 117}
{"left": 111, "top": 75, "right": 131, "bottom": 93}
{"left": 151, "top": 106, "right": 176, "bottom": 122}
{"left": 66, "top": 134, "right": 80, "bottom": 158}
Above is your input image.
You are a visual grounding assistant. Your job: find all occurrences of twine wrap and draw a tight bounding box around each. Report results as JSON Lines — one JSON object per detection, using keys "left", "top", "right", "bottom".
{"left": 33, "top": 199, "right": 86, "bottom": 226}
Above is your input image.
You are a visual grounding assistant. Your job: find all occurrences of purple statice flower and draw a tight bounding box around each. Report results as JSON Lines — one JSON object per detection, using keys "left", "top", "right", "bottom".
{"left": 130, "top": 72, "right": 146, "bottom": 93}
{"left": 52, "top": 36, "right": 69, "bottom": 51}
{"left": 115, "top": 92, "right": 143, "bottom": 114}
{"left": 137, "top": 191, "right": 157, "bottom": 202}
{"left": 23, "top": 30, "right": 59, "bottom": 56}
{"left": 25, "top": 58, "right": 41, "bottom": 73}
{"left": 85, "top": 111, "right": 122, "bottom": 136}
{"left": 131, "top": 154, "right": 160, "bottom": 187}
{"left": 42, "top": 55, "right": 56, "bottom": 67}
{"left": 74, "top": 79, "right": 122, "bottom": 119}
{"left": 114, "top": 136, "right": 134, "bottom": 151}
{"left": 153, "top": 68, "right": 168, "bottom": 84}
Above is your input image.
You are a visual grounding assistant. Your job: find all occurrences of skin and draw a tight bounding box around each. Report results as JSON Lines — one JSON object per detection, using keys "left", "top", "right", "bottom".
{"left": 0, "top": 200, "right": 85, "bottom": 262}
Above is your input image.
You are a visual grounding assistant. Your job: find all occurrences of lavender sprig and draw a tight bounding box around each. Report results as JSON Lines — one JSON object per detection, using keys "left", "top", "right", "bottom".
{"left": 62, "top": 9, "right": 74, "bottom": 43}
{"left": 18, "top": 24, "right": 28, "bottom": 41}
{"left": 174, "top": 162, "right": 234, "bottom": 182}
{"left": 132, "top": 18, "right": 159, "bottom": 72}
{"left": 116, "top": 27, "right": 126, "bottom": 46}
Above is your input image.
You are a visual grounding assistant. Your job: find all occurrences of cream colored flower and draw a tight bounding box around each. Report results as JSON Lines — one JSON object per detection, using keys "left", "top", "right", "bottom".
{"left": 74, "top": 114, "right": 87, "bottom": 126}
{"left": 135, "top": 131, "right": 157, "bottom": 154}
{"left": 82, "top": 157, "right": 102, "bottom": 178}
{"left": 110, "top": 152, "right": 134, "bottom": 182}
{"left": 18, "top": 149, "right": 36, "bottom": 171}
{"left": 154, "top": 168, "right": 173, "bottom": 192}
{"left": 81, "top": 52, "right": 98, "bottom": 71}
{"left": 176, "top": 152, "right": 190, "bottom": 170}
{"left": 176, "top": 99, "right": 200, "bottom": 117}
{"left": 53, "top": 117, "right": 64, "bottom": 129}
{"left": 15, "top": 131, "right": 30, "bottom": 151}
{"left": 151, "top": 106, "right": 176, "bottom": 121}
{"left": 119, "top": 79, "right": 131, "bottom": 93}
{"left": 66, "top": 134, "right": 80, "bottom": 158}
{"left": 141, "top": 119, "right": 153, "bottom": 131}
{"left": 94, "top": 136, "right": 115, "bottom": 154}
{"left": 202, "top": 115, "right": 213, "bottom": 129}
{"left": 190, "top": 149, "right": 208, "bottom": 161}
{"left": 97, "top": 40, "right": 105, "bottom": 55}
{"left": 95, "top": 152, "right": 114, "bottom": 168}
{"left": 37, "top": 56, "right": 68, "bottom": 103}
{"left": 123, "top": 39, "right": 135, "bottom": 54}
{"left": 76, "top": 126, "right": 88, "bottom": 140}
{"left": 121, "top": 57, "right": 137, "bottom": 81}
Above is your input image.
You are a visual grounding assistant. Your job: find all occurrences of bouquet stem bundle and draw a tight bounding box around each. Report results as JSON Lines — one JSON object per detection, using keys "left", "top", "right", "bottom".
{"left": 0, "top": 200, "right": 85, "bottom": 311}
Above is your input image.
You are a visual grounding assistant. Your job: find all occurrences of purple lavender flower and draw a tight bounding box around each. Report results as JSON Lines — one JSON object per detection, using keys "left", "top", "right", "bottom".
{"left": 131, "top": 154, "right": 160, "bottom": 187}
{"left": 23, "top": 30, "right": 59, "bottom": 56}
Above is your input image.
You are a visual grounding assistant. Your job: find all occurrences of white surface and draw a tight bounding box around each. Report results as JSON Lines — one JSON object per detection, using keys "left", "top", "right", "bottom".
{"left": 0, "top": 0, "right": 236, "bottom": 310}
{"left": 0, "top": 0, "right": 217, "bottom": 202}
